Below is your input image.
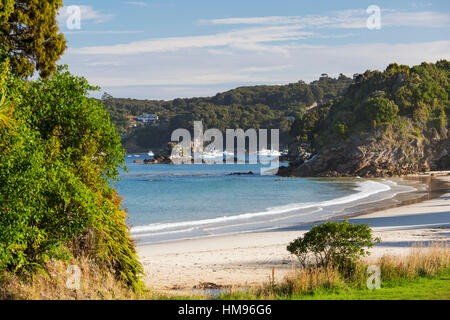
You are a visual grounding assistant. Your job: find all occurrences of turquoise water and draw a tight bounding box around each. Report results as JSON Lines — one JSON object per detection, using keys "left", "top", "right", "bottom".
{"left": 116, "top": 155, "right": 407, "bottom": 244}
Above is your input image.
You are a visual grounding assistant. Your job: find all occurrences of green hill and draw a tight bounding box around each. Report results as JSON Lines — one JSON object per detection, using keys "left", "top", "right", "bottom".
{"left": 103, "top": 74, "right": 353, "bottom": 153}
{"left": 280, "top": 60, "right": 450, "bottom": 177}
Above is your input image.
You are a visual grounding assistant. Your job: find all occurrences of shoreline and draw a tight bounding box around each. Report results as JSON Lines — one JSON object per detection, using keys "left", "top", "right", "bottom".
{"left": 138, "top": 173, "right": 450, "bottom": 292}
{"left": 132, "top": 176, "right": 426, "bottom": 245}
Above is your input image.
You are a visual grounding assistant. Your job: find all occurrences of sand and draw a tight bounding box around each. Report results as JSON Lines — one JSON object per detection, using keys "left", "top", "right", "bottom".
{"left": 137, "top": 175, "right": 450, "bottom": 292}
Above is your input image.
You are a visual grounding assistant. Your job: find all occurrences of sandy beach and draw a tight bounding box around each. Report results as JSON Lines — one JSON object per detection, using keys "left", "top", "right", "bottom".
{"left": 138, "top": 175, "right": 450, "bottom": 292}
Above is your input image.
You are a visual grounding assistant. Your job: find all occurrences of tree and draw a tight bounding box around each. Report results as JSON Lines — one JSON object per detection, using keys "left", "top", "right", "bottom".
{"left": 363, "top": 96, "right": 399, "bottom": 124}
{"left": 0, "top": 63, "right": 143, "bottom": 289}
{"left": 287, "top": 220, "right": 380, "bottom": 273}
{"left": 102, "top": 92, "right": 114, "bottom": 100}
{"left": 0, "top": 0, "right": 66, "bottom": 78}
{"left": 0, "top": 60, "right": 14, "bottom": 128}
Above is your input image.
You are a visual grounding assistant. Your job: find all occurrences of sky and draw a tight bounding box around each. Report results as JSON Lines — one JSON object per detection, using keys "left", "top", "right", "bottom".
{"left": 58, "top": 0, "right": 450, "bottom": 100}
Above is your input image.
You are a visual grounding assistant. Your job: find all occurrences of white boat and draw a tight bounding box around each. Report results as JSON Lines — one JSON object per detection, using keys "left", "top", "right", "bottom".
{"left": 258, "top": 148, "right": 281, "bottom": 157}
{"left": 147, "top": 150, "right": 155, "bottom": 156}
{"left": 223, "top": 150, "right": 234, "bottom": 157}
{"left": 202, "top": 149, "right": 223, "bottom": 159}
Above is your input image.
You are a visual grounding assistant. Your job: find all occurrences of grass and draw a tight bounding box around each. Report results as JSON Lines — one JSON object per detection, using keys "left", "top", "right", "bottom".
{"left": 217, "top": 242, "right": 450, "bottom": 300}
{"left": 0, "top": 255, "right": 206, "bottom": 300}
{"left": 290, "top": 269, "right": 450, "bottom": 300}
{"left": 1, "top": 243, "right": 449, "bottom": 300}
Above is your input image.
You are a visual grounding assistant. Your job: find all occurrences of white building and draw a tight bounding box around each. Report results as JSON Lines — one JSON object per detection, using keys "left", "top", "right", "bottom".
{"left": 137, "top": 113, "right": 159, "bottom": 123}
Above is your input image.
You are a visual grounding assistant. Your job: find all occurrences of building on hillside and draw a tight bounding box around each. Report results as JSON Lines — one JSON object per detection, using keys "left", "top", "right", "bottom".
{"left": 137, "top": 113, "right": 159, "bottom": 123}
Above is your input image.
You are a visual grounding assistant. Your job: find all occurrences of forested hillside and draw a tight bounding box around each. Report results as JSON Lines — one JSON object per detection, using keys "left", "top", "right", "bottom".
{"left": 280, "top": 60, "right": 450, "bottom": 177}
{"left": 103, "top": 74, "right": 353, "bottom": 152}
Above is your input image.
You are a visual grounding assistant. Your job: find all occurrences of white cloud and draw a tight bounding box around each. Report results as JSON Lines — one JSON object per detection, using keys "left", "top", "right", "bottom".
{"left": 382, "top": 11, "right": 450, "bottom": 28}
{"left": 57, "top": 5, "right": 114, "bottom": 26}
{"left": 64, "top": 30, "right": 144, "bottom": 35}
{"left": 199, "top": 10, "right": 450, "bottom": 29}
{"left": 59, "top": 8, "right": 450, "bottom": 99}
{"left": 240, "top": 65, "right": 292, "bottom": 73}
{"left": 125, "top": 2, "right": 148, "bottom": 7}
{"left": 62, "top": 40, "right": 450, "bottom": 99}
{"left": 88, "top": 73, "right": 272, "bottom": 87}
{"left": 70, "top": 26, "right": 314, "bottom": 55}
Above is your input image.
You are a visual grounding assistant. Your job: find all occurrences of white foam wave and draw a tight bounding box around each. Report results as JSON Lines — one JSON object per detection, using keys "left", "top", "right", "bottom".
{"left": 131, "top": 180, "right": 391, "bottom": 235}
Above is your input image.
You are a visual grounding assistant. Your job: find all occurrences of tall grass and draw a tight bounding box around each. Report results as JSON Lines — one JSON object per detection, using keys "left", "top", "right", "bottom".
{"left": 0, "top": 256, "right": 151, "bottom": 300}
{"left": 2, "top": 243, "right": 448, "bottom": 300}
{"left": 220, "top": 242, "right": 450, "bottom": 299}
{"left": 379, "top": 242, "right": 450, "bottom": 281}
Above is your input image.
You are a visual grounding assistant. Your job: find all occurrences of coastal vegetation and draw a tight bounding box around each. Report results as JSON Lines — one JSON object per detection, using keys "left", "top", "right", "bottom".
{"left": 0, "top": 0, "right": 66, "bottom": 78}
{"left": 0, "top": 63, "right": 144, "bottom": 294}
{"left": 103, "top": 74, "right": 352, "bottom": 152}
{"left": 0, "top": 1, "right": 448, "bottom": 301}
{"left": 0, "top": 2, "right": 143, "bottom": 298}
{"left": 219, "top": 242, "right": 450, "bottom": 300}
{"left": 287, "top": 220, "right": 380, "bottom": 273}
{"left": 282, "top": 60, "right": 450, "bottom": 176}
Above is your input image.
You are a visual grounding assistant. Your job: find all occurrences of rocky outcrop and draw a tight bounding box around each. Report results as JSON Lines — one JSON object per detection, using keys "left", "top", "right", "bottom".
{"left": 228, "top": 171, "right": 254, "bottom": 176}
{"left": 143, "top": 155, "right": 173, "bottom": 164}
{"left": 278, "top": 128, "right": 449, "bottom": 177}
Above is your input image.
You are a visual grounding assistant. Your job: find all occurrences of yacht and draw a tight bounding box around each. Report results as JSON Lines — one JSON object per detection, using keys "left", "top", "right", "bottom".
{"left": 258, "top": 148, "right": 281, "bottom": 157}
{"left": 202, "top": 149, "right": 223, "bottom": 159}
{"left": 222, "top": 150, "right": 234, "bottom": 157}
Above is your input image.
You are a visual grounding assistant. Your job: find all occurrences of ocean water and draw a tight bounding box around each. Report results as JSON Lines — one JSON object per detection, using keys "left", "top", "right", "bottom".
{"left": 116, "top": 155, "right": 416, "bottom": 244}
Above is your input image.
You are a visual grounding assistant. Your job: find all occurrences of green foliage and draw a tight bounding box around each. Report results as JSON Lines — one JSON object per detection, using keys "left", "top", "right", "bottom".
{"left": 334, "top": 122, "right": 347, "bottom": 138}
{"left": 287, "top": 220, "right": 380, "bottom": 273}
{"left": 0, "top": 60, "right": 14, "bottom": 129}
{"left": 289, "top": 105, "right": 331, "bottom": 145}
{"left": 0, "top": 0, "right": 66, "bottom": 78}
{"left": 0, "top": 63, "right": 143, "bottom": 289}
{"left": 363, "top": 97, "right": 399, "bottom": 124}
{"left": 104, "top": 75, "right": 352, "bottom": 151}
{"left": 289, "top": 60, "right": 450, "bottom": 150}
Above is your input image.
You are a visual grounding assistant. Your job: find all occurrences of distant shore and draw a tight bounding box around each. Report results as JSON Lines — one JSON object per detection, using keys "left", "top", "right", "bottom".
{"left": 138, "top": 173, "right": 450, "bottom": 293}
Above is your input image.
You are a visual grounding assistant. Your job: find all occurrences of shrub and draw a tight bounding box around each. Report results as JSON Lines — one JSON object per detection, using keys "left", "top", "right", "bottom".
{"left": 287, "top": 220, "right": 380, "bottom": 273}
{"left": 363, "top": 97, "right": 399, "bottom": 125}
{"left": 0, "top": 63, "right": 143, "bottom": 290}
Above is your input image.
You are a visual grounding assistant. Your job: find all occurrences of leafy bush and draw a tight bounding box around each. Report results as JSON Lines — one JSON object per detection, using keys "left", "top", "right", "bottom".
{"left": 0, "top": 63, "right": 143, "bottom": 290}
{"left": 363, "top": 97, "right": 399, "bottom": 125}
{"left": 287, "top": 220, "right": 380, "bottom": 273}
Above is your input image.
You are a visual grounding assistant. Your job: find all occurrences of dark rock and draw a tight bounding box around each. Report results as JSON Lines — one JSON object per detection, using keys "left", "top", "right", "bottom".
{"left": 228, "top": 171, "right": 254, "bottom": 176}
{"left": 193, "top": 282, "right": 223, "bottom": 289}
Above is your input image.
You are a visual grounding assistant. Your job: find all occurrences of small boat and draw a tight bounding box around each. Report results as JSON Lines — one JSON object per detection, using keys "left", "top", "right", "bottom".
{"left": 202, "top": 149, "right": 223, "bottom": 159}
{"left": 258, "top": 148, "right": 281, "bottom": 157}
{"left": 147, "top": 150, "right": 155, "bottom": 156}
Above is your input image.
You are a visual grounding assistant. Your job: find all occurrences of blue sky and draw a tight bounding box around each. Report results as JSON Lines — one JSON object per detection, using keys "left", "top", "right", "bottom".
{"left": 58, "top": 0, "right": 450, "bottom": 99}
